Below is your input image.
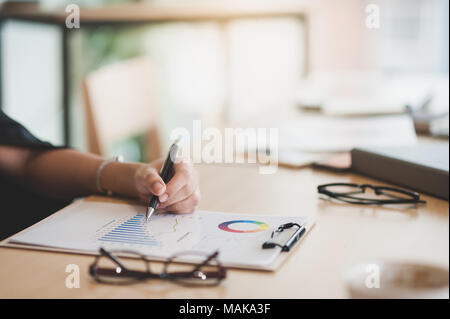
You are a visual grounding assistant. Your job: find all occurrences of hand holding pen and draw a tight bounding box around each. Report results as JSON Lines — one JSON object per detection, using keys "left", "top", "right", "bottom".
{"left": 132, "top": 141, "right": 200, "bottom": 219}
{"left": 145, "top": 140, "right": 180, "bottom": 221}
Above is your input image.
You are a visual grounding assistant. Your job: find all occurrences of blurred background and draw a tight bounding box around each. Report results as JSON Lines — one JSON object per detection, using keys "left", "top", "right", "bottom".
{"left": 0, "top": 0, "right": 448, "bottom": 163}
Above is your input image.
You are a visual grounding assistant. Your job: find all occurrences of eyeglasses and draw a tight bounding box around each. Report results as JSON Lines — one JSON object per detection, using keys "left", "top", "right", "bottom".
{"left": 317, "top": 183, "right": 426, "bottom": 205}
{"left": 89, "top": 247, "right": 227, "bottom": 286}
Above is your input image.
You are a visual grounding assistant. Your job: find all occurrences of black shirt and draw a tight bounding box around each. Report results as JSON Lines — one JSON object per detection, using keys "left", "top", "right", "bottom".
{"left": 0, "top": 110, "right": 69, "bottom": 240}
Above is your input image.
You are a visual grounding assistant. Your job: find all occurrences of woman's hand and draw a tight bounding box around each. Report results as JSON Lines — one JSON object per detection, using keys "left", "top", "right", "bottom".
{"left": 134, "top": 159, "right": 200, "bottom": 214}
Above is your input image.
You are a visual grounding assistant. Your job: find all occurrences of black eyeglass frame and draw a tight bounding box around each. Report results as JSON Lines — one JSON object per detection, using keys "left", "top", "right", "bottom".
{"left": 89, "top": 247, "right": 227, "bottom": 287}
{"left": 317, "top": 183, "right": 426, "bottom": 205}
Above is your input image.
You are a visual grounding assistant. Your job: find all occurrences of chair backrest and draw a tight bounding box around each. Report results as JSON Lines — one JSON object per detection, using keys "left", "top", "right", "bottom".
{"left": 82, "top": 57, "right": 162, "bottom": 161}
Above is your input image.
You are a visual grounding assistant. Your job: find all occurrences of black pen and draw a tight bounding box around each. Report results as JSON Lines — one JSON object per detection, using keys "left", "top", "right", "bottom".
{"left": 282, "top": 224, "right": 306, "bottom": 252}
{"left": 145, "top": 139, "right": 180, "bottom": 222}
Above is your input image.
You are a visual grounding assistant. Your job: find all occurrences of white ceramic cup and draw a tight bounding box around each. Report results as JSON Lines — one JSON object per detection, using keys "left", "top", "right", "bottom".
{"left": 343, "top": 261, "right": 449, "bottom": 299}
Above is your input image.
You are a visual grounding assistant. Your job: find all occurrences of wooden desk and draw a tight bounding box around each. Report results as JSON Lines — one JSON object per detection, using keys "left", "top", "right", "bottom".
{"left": 0, "top": 163, "right": 448, "bottom": 298}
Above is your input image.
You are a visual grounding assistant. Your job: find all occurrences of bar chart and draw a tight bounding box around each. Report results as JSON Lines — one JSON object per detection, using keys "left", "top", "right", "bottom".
{"left": 98, "top": 214, "right": 159, "bottom": 247}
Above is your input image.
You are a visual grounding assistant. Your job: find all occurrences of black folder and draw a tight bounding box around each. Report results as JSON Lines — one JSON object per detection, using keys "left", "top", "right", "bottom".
{"left": 351, "top": 142, "right": 449, "bottom": 200}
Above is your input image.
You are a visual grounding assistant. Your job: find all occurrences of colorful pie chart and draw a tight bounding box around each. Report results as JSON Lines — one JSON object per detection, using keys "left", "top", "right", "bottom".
{"left": 218, "top": 220, "right": 269, "bottom": 233}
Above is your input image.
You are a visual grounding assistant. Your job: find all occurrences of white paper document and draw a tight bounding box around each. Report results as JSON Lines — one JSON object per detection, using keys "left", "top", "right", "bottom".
{"left": 8, "top": 201, "right": 314, "bottom": 270}
{"left": 279, "top": 115, "right": 417, "bottom": 152}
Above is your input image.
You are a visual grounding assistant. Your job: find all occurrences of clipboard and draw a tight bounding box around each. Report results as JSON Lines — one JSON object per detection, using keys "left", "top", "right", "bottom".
{"left": 1, "top": 200, "right": 315, "bottom": 271}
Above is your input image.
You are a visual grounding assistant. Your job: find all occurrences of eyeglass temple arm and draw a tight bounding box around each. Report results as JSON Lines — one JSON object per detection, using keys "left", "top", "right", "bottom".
{"left": 100, "top": 247, "right": 130, "bottom": 271}
{"left": 190, "top": 251, "right": 220, "bottom": 274}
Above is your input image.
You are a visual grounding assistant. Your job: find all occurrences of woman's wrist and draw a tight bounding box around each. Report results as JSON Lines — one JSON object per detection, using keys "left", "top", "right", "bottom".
{"left": 100, "top": 161, "right": 141, "bottom": 198}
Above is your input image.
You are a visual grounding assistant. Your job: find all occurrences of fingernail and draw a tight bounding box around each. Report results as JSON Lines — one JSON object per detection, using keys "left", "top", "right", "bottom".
{"left": 159, "top": 193, "right": 168, "bottom": 202}
{"left": 152, "top": 182, "right": 164, "bottom": 194}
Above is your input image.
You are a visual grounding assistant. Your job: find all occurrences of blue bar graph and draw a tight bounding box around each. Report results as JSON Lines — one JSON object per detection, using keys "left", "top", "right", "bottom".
{"left": 98, "top": 214, "right": 159, "bottom": 246}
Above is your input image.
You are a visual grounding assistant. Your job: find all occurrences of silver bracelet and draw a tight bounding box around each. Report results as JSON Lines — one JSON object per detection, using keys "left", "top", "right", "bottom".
{"left": 96, "top": 156, "right": 123, "bottom": 196}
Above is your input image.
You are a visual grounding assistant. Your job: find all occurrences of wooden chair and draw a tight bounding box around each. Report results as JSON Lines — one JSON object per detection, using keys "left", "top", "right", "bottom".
{"left": 82, "top": 57, "right": 162, "bottom": 162}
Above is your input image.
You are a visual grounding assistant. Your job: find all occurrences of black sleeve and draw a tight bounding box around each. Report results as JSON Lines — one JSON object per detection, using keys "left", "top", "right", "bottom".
{"left": 0, "top": 109, "right": 69, "bottom": 240}
{"left": 0, "top": 110, "right": 63, "bottom": 149}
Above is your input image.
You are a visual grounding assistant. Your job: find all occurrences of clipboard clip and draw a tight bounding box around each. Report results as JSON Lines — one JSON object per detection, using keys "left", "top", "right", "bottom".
{"left": 262, "top": 222, "right": 306, "bottom": 252}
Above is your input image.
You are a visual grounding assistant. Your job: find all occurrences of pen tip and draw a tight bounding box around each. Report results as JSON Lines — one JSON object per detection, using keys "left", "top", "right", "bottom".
{"left": 145, "top": 207, "right": 154, "bottom": 222}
